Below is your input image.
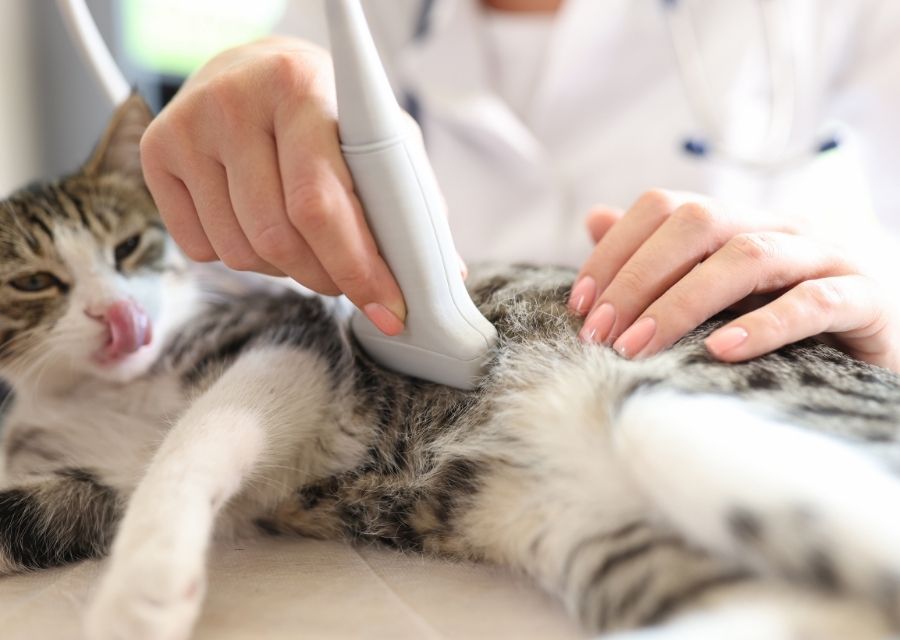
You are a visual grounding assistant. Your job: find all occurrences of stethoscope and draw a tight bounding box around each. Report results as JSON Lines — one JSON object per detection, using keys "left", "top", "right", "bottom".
{"left": 661, "top": 0, "right": 839, "bottom": 170}
{"left": 60, "top": 0, "right": 840, "bottom": 173}
{"left": 412, "top": 0, "right": 840, "bottom": 171}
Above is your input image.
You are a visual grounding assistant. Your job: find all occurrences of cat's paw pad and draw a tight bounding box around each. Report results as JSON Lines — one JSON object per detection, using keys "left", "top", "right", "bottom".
{"left": 83, "top": 554, "right": 205, "bottom": 640}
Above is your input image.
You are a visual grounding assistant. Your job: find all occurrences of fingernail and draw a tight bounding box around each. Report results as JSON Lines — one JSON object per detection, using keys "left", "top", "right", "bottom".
{"left": 579, "top": 302, "right": 616, "bottom": 343}
{"left": 705, "top": 326, "right": 749, "bottom": 355}
{"left": 568, "top": 276, "right": 598, "bottom": 316}
{"left": 613, "top": 317, "right": 656, "bottom": 359}
{"left": 363, "top": 303, "right": 405, "bottom": 336}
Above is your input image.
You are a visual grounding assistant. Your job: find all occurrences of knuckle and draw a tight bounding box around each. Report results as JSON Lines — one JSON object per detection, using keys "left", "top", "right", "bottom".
{"left": 153, "top": 104, "right": 194, "bottom": 145}
{"left": 139, "top": 121, "right": 163, "bottom": 162}
{"left": 218, "top": 246, "right": 260, "bottom": 272}
{"left": 179, "top": 241, "right": 217, "bottom": 263}
{"left": 303, "top": 276, "right": 341, "bottom": 296}
{"left": 140, "top": 114, "right": 184, "bottom": 167}
{"left": 334, "top": 261, "right": 375, "bottom": 292}
{"left": 661, "top": 290, "right": 698, "bottom": 324}
{"left": 285, "top": 182, "right": 336, "bottom": 232}
{"left": 634, "top": 188, "right": 674, "bottom": 215}
{"left": 672, "top": 201, "right": 716, "bottom": 230}
{"left": 727, "top": 232, "right": 778, "bottom": 264}
{"left": 797, "top": 279, "right": 842, "bottom": 316}
{"left": 267, "top": 52, "right": 314, "bottom": 96}
{"left": 206, "top": 78, "right": 245, "bottom": 127}
{"left": 249, "top": 224, "right": 299, "bottom": 264}
{"left": 610, "top": 267, "right": 650, "bottom": 296}
{"left": 755, "top": 305, "right": 788, "bottom": 337}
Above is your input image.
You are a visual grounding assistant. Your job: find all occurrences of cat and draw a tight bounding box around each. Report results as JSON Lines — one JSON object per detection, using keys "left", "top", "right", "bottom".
{"left": 2, "top": 93, "right": 900, "bottom": 640}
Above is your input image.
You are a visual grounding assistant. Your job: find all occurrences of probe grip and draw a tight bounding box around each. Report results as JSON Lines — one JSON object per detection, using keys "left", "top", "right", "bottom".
{"left": 345, "top": 129, "right": 497, "bottom": 388}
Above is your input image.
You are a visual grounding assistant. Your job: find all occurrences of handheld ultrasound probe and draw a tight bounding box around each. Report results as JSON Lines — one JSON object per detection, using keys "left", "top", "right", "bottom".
{"left": 324, "top": 0, "right": 497, "bottom": 389}
{"left": 57, "top": 0, "right": 498, "bottom": 390}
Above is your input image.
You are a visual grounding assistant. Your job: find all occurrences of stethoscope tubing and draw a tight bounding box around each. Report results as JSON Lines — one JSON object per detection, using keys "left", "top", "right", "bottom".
{"left": 662, "top": 0, "right": 837, "bottom": 170}
{"left": 59, "top": 0, "right": 835, "bottom": 171}
{"left": 57, "top": 0, "right": 129, "bottom": 107}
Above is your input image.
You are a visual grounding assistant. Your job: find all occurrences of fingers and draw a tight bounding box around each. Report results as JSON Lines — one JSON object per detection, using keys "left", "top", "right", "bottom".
{"left": 143, "top": 112, "right": 280, "bottom": 275}
{"left": 585, "top": 206, "right": 622, "bottom": 244}
{"left": 576, "top": 198, "right": 739, "bottom": 340}
{"left": 569, "top": 191, "right": 678, "bottom": 315}
{"left": 608, "top": 232, "right": 852, "bottom": 358}
{"left": 140, "top": 161, "right": 216, "bottom": 263}
{"left": 221, "top": 122, "right": 338, "bottom": 292}
{"left": 181, "top": 152, "right": 283, "bottom": 277}
{"left": 139, "top": 42, "right": 408, "bottom": 336}
{"left": 706, "top": 275, "right": 895, "bottom": 367}
{"left": 569, "top": 187, "right": 897, "bottom": 370}
{"left": 275, "top": 110, "right": 406, "bottom": 329}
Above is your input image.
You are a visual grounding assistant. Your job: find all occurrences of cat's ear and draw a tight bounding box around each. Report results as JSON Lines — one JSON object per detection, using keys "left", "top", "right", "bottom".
{"left": 82, "top": 91, "right": 154, "bottom": 179}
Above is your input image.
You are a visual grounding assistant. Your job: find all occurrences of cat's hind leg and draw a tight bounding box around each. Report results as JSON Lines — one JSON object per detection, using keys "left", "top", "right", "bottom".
{"left": 84, "top": 346, "right": 363, "bottom": 640}
{"left": 450, "top": 362, "right": 751, "bottom": 633}
{"left": 599, "top": 582, "right": 889, "bottom": 640}
{"left": 459, "top": 361, "right": 892, "bottom": 637}
{"left": 614, "top": 389, "right": 900, "bottom": 621}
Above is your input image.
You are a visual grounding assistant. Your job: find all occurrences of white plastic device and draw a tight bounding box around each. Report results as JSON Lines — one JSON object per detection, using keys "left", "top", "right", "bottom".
{"left": 57, "top": 0, "right": 497, "bottom": 390}
{"left": 56, "top": 0, "right": 130, "bottom": 106}
{"left": 325, "top": 0, "right": 497, "bottom": 389}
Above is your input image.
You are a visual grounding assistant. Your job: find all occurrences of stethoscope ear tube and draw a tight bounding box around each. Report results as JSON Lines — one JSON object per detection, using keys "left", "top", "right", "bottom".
{"left": 663, "top": 0, "right": 838, "bottom": 170}
{"left": 56, "top": 0, "right": 129, "bottom": 107}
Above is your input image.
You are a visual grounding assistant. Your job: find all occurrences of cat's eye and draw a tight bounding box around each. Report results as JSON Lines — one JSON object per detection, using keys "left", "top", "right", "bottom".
{"left": 8, "top": 272, "right": 64, "bottom": 293}
{"left": 114, "top": 234, "right": 142, "bottom": 264}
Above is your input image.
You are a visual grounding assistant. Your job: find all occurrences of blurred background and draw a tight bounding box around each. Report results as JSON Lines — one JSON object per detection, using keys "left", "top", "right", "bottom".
{"left": 0, "top": 0, "right": 327, "bottom": 194}
{"left": 2, "top": 1, "right": 885, "bottom": 232}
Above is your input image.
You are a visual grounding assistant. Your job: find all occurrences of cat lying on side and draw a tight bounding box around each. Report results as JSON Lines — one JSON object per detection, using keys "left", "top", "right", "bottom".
{"left": 2, "top": 94, "right": 900, "bottom": 640}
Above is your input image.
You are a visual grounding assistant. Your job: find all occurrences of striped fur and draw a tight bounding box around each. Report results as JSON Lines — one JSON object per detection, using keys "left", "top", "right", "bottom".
{"left": 1, "top": 95, "right": 900, "bottom": 639}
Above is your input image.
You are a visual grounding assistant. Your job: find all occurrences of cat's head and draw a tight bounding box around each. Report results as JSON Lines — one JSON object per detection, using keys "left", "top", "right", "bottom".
{"left": 0, "top": 93, "right": 177, "bottom": 388}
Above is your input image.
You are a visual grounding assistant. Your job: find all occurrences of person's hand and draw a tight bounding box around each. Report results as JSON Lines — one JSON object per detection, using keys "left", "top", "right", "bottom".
{"left": 569, "top": 189, "right": 900, "bottom": 372}
{"left": 140, "top": 37, "right": 405, "bottom": 335}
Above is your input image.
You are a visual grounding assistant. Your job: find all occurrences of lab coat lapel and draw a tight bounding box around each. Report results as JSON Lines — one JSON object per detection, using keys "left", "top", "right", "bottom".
{"left": 397, "top": 0, "right": 647, "bottom": 171}
{"left": 396, "top": 0, "right": 550, "bottom": 175}
{"left": 528, "top": 0, "right": 646, "bottom": 139}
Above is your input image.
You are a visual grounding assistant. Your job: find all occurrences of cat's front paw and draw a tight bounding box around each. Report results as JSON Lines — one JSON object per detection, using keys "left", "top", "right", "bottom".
{"left": 84, "top": 546, "right": 206, "bottom": 640}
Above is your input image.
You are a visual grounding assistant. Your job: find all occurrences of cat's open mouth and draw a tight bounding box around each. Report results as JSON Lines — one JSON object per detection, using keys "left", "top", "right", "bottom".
{"left": 93, "top": 300, "right": 153, "bottom": 364}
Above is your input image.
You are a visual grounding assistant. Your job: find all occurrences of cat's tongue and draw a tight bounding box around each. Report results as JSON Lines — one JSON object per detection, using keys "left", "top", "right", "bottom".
{"left": 101, "top": 300, "right": 152, "bottom": 362}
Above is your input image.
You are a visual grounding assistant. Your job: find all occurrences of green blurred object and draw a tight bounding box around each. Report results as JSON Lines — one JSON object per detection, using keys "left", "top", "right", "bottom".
{"left": 122, "top": 0, "right": 287, "bottom": 77}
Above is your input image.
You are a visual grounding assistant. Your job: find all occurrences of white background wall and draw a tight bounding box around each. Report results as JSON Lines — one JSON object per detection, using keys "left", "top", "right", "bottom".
{"left": 0, "top": 1, "right": 40, "bottom": 195}
{"left": 0, "top": 0, "right": 119, "bottom": 197}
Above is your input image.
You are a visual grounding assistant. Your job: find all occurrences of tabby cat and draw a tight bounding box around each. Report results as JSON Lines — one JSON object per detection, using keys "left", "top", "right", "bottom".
{"left": 2, "top": 95, "right": 900, "bottom": 640}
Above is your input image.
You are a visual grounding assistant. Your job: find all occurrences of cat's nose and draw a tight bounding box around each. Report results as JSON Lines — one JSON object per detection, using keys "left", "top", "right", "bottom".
{"left": 87, "top": 300, "right": 153, "bottom": 361}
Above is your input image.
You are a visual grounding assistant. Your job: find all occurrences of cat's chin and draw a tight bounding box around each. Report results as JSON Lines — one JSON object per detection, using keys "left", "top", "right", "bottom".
{"left": 89, "top": 342, "right": 159, "bottom": 383}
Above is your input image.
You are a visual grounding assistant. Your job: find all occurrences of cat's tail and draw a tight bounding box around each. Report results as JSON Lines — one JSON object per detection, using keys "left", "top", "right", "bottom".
{"left": 0, "top": 467, "right": 121, "bottom": 572}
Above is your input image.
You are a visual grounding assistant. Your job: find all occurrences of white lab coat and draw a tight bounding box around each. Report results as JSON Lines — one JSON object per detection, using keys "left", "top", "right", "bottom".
{"left": 282, "top": 0, "right": 900, "bottom": 267}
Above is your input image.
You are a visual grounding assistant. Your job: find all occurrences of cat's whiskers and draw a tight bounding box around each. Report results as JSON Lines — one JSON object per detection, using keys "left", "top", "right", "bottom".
{"left": 12, "top": 349, "right": 58, "bottom": 401}
{"left": 1, "top": 332, "right": 43, "bottom": 377}
{"left": 5, "top": 325, "right": 93, "bottom": 395}
{"left": 0, "top": 328, "right": 38, "bottom": 356}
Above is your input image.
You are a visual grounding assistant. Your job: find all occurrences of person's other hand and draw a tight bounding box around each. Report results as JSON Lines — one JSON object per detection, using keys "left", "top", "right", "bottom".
{"left": 140, "top": 37, "right": 405, "bottom": 335}
{"left": 569, "top": 189, "right": 900, "bottom": 372}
